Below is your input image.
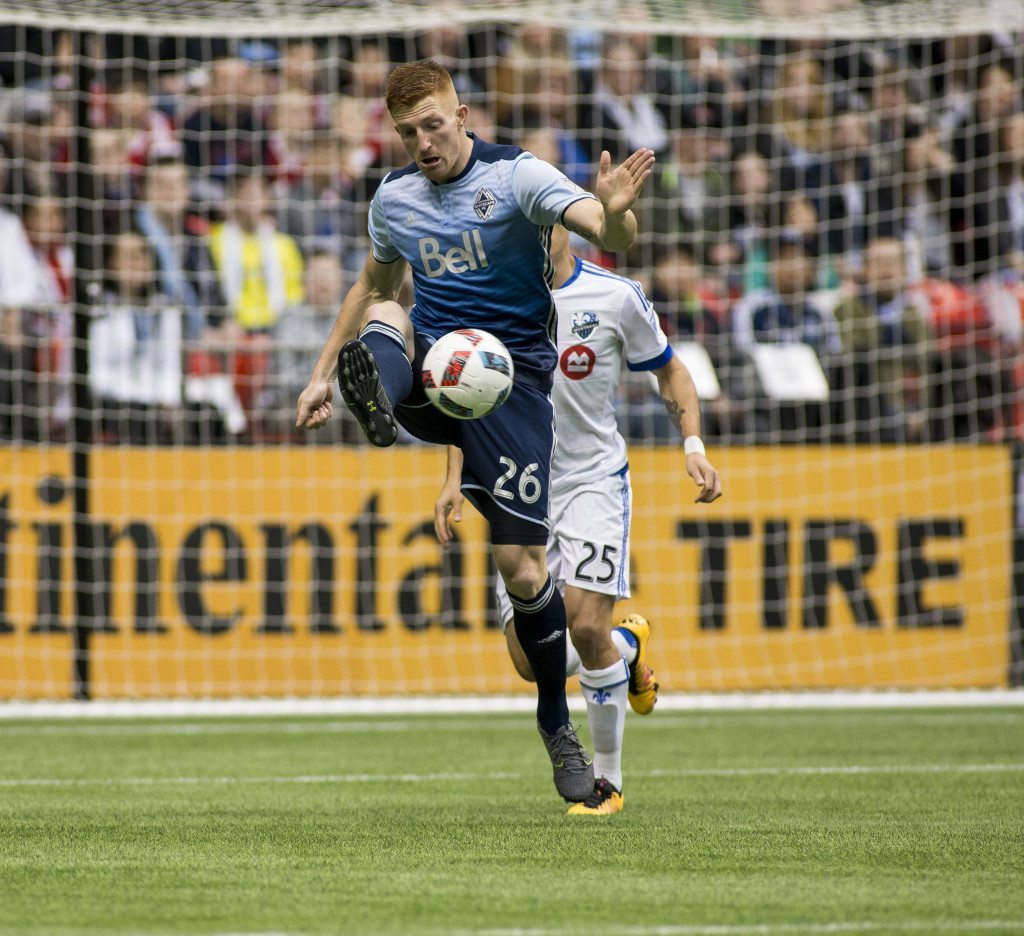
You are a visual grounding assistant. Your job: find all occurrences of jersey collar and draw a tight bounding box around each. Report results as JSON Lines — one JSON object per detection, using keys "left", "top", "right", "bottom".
{"left": 433, "top": 131, "right": 478, "bottom": 186}
{"left": 555, "top": 256, "right": 583, "bottom": 290}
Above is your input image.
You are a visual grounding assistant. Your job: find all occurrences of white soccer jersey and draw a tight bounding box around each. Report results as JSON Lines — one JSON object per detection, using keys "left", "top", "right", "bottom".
{"left": 549, "top": 258, "right": 672, "bottom": 489}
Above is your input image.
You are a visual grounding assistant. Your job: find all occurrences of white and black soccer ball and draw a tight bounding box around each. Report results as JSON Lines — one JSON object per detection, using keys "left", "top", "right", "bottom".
{"left": 421, "top": 328, "right": 514, "bottom": 420}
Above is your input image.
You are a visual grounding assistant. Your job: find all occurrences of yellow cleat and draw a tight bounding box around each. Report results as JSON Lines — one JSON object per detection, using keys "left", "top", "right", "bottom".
{"left": 617, "top": 612, "right": 659, "bottom": 715}
{"left": 566, "top": 778, "right": 623, "bottom": 815}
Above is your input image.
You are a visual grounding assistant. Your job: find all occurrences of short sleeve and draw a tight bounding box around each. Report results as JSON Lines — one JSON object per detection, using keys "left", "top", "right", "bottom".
{"left": 511, "top": 153, "right": 597, "bottom": 227}
{"left": 622, "top": 281, "right": 672, "bottom": 372}
{"left": 367, "top": 187, "right": 401, "bottom": 263}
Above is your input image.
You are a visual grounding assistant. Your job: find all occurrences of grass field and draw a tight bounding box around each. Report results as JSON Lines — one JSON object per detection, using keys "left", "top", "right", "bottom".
{"left": 1, "top": 707, "right": 1023, "bottom": 936}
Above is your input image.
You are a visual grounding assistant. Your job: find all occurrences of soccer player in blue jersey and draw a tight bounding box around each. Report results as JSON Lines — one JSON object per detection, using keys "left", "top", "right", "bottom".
{"left": 295, "top": 59, "right": 654, "bottom": 804}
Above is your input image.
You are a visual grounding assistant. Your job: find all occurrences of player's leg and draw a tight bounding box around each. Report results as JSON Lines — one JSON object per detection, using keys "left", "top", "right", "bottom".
{"left": 460, "top": 382, "right": 594, "bottom": 803}
{"left": 337, "top": 300, "right": 415, "bottom": 447}
{"left": 564, "top": 586, "right": 627, "bottom": 816}
{"left": 492, "top": 542, "right": 570, "bottom": 733}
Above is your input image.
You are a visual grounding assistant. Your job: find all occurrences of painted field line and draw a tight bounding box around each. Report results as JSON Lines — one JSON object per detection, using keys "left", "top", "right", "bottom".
{"left": 448, "top": 922, "right": 1024, "bottom": 936}
{"left": 2, "top": 762, "right": 1023, "bottom": 789}
{"left": 0, "top": 709, "right": 1019, "bottom": 738}
{"left": 1, "top": 689, "right": 1022, "bottom": 719}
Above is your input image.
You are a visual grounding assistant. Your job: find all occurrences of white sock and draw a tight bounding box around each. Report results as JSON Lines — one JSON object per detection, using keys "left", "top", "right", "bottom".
{"left": 564, "top": 631, "right": 581, "bottom": 677}
{"left": 612, "top": 627, "right": 638, "bottom": 666}
{"left": 579, "top": 657, "right": 629, "bottom": 791}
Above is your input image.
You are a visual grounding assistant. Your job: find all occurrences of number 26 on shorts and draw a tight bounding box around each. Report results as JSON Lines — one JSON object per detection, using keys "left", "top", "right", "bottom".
{"left": 493, "top": 456, "right": 542, "bottom": 505}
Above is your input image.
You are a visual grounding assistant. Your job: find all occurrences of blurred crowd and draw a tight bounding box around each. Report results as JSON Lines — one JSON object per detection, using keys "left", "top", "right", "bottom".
{"left": 0, "top": 19, "right": 1023, "bottom": 446}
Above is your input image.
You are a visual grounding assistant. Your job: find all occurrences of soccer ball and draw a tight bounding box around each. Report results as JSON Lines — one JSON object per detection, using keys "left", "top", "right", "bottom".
{"left": 421, "top": 329, "right": 515, "bottom": 420}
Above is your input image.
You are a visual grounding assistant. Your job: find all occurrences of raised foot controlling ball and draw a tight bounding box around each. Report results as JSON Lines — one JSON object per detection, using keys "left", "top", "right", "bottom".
{"left": 421, "top": 328, "right": 515, "bottom": 420}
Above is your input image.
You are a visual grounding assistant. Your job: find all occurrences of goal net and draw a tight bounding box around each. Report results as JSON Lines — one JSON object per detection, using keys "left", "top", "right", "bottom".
{"left": 0, "top": 0, "right": 1021, "bottom": 700}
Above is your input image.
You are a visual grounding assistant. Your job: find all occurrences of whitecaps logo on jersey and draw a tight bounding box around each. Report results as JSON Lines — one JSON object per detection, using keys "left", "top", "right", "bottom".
{"left": 571, "top": 310, "right": 599, "bottom": 340}
{"left": 473, "top": 188, "right": 496, "bottom": 221}
{"left": 560, "top": 344, "right": 596, "bottom": 380}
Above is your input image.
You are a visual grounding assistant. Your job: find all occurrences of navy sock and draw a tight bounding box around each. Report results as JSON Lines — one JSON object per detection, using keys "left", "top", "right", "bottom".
{"left": 359, "top": 321, "right": 413, "bottom": 405}
{"left": 509, "top": 577, "right": 570, "bottom": 735}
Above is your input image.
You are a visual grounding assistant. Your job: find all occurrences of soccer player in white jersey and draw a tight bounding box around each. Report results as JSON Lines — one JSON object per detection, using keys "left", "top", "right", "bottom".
{"left": 435, "top": 227, "right": 722, "bottom": 814}
{"left": 296, "top": 60, "right": 655, "bottom": 804}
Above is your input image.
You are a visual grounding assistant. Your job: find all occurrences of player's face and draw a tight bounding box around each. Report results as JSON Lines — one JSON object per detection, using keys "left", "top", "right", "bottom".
{"left": 391, "top": 94, "right": 471, "bottom": 183}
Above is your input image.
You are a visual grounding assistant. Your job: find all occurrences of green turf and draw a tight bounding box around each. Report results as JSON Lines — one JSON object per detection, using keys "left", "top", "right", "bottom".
{"left": 0, "top": 708, "right": 1022, "bottom": 936}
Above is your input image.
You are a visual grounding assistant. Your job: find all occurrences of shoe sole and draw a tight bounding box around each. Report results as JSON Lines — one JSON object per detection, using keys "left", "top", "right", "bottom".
{"left": 338, "top": 340, "right": 398, "bottom": 448}
{"left": 566, "top": 794, "right": 624, "bottom": 816}
{"left": 620, "top": 613, "right": 658, "bottom": 715}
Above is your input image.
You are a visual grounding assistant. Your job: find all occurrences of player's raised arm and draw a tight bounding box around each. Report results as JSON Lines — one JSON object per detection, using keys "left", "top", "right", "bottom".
{"left": 562, "top": 148, "right": 656, "bottom": 252}
{"left": 655, "top": 354, "right": 723, "bottom": 504}
{"left": 296, "top": 252, "right": 407, "bottom": 429}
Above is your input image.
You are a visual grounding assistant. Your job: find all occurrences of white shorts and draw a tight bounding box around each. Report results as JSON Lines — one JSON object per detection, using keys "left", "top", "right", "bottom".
{"left": 495, "top": 467, "right": 632, "bottom": 630}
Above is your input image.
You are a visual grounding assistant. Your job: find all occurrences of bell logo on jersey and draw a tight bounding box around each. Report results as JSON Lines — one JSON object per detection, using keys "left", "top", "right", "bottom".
{"left": 571, "top": 310, "right": 599, "bottom": 339}
{"left": 419, "top": 230, "right": 490, "bottom": 278}
{"left": 560, "top": 344, "right": 596, "bottom": 380}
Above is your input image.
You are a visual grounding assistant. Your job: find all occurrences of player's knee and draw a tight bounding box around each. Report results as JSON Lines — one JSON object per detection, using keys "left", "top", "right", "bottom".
{"left": 567, "top": 615, "right": 606, "bottom": 656}
{"left": 362, "top": 302, "right": 413, "bottom": 348}
{"left": 494, "top": 546, "right": 548, "bottom": 600}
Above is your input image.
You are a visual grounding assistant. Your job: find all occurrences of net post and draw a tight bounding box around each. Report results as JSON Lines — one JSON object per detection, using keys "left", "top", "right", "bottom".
{"left": 70, "top": 29, "right": 99, "bottom": 700}
{"left": 1011, "top": 443, "right": 1024, "bottom": 688}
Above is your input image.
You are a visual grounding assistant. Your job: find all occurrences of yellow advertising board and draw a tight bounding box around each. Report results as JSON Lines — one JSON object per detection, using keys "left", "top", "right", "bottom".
{"left": 0, "top": 445, "right": 1014, "bottom": 698}
{"left": 0, "top": 447, "right": 74, "bottom": 699}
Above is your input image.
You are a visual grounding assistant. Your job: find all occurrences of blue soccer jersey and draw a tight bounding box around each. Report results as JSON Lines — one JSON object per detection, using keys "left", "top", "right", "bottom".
{"left": 368, "top": 133, "right": 596, "bottom": 387}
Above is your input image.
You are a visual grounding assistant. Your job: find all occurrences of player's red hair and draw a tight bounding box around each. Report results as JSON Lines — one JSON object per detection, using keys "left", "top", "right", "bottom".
{"left": 385, "top": 59, "right": 457, "bottom": 115}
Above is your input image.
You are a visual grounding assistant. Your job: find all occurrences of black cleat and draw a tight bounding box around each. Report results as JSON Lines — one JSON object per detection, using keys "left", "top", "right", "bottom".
{"left": 338, "top": 340, "right": 398, "bottom": 447}
{"left": 538, "top": 722, "right": 595, "bottom": 803}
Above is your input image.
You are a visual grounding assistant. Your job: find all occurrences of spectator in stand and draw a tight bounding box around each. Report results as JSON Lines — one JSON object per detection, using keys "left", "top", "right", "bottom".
{"left": 23, "top": 194, "right": 73, "bottom": 438}
{"left": 951, "top": 60, "right": 1022, "bottom": 279}
{"left": 89, "top": 229, "right": 182, "bottom": 445}
{"left": 495, "top": 24, "right": 570, "bottom": 128}
{"left": 732, "top": 232, "right": 841, "bottom": 440}
{"left": 208, "top": 168, "right": 303, "bottom": 425}
{"left": 732, "top": 232, "right": 841, "bottom": 355}
{"left": 209, "top": 167, "right": 303, "bottom": 335}
{"left": 577, "top": 36, "right": 670, "bottom": 164}
{"left": 91, "top": 126, "right": 136, "bottom": 232}
{"left": 751, "top": 54, "right": 834, "bottom": 218}
{"left": 135, "top": 155, "right": 224, "bottom": 343}
{"left": 417, "top": 13, "right": 485, "bottom": 100}
{"left": 650, "top": 242, "right": 722, "bottom": 342}
{"left": 271, "top": 250, "right": 358, "bottom": 442}
{"left": 100, "top": 67, "right": 180, "bottom": 179}
{"left": 517, "top": 59, "right": 590, "bottom": 186}
{"left": 724, "top": 150, "right": 776, "bottom": 294}
{"left": 650, "top": 107, "right": 729, "bottom": 254}
{"left": 1, "top": 88, "right": 60, "bottom": 206}
{"left": 675, "top": 36, "right": 750, "bottom": 133}
{"left": 830, "top": 236, "right": 932, "bottom": 442}
{"left": 900, "top": 118, "right": 957, "bottom": 281}
{"left": 0, "top": 174, "right": 50, "bottom": 441}
{"left": 823, "top": 107, "right": 900, "bottom": 275}
{"left": 344, "top": 37, "right": 392, "bottom": 165}
{"left": 180, "top": 55, "right": 281, "bottom": 195}
{"left": 276, "top": 129, "right": 360, "bottom": 272}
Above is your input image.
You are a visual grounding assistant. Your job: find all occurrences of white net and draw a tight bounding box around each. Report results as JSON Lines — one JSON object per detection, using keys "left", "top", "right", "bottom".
{"left": 0, "top": 1, "right": 1021, "bottom": 699}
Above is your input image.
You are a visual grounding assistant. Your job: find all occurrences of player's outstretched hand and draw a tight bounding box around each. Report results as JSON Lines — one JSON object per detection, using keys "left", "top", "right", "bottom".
{"left": 434, "top": 479, "right": 464, "bottom": 549}
{"left": 296, "top": 379, "right": 334, "bottom": 429}
{"left": 686, "top": 453, "right": 722, "bottom": 504}
{"left": 595, "top": 148, "right": 656, "bottom": 216}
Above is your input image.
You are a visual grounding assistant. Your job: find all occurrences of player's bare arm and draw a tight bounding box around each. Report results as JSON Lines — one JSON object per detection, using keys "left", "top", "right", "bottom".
{"left": 562, "top": 148, "right": 655, "bottom": 252}
{"left": 434, "top": 445, "right": 465, "bottom": 548}
{"left": 295, "top": 253, "right": 408, "bottom": 429}
{"left": 655, "top": 354, "right": 723, "bottom": 504}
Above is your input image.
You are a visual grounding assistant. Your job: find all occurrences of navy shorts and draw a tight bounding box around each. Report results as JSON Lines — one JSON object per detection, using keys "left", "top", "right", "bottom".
{"left": 395, "top": 332, "right": 553, "bottom": 545}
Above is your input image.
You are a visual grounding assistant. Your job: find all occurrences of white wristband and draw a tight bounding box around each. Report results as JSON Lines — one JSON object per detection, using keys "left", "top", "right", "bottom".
{"left": 684, "top": 436, "right": 706, "bottom": 456}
